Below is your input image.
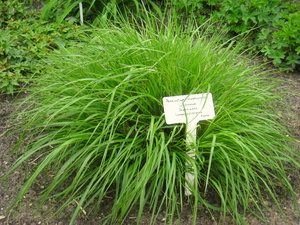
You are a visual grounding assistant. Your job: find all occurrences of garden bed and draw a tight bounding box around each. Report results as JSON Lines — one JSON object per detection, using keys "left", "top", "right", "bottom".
{"left": 0, "top": 70, "right": 299, "bottom": 224}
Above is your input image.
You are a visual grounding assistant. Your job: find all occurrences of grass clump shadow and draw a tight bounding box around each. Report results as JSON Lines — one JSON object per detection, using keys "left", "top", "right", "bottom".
{"left": 2, "top": 11, "right": 299, "bottom": 225}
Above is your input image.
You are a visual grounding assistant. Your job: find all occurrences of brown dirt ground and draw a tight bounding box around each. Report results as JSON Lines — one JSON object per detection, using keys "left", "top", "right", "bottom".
{"left": 0, "top": 71, "right": 299, "bottom": 225}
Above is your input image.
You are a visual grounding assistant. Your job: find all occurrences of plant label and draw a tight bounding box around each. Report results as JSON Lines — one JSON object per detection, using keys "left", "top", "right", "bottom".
{"left": 163, "top": 93, "right": 215, "bottom": 195}
{"left": 162, "top": 93, "right": 215, "bottom": 125}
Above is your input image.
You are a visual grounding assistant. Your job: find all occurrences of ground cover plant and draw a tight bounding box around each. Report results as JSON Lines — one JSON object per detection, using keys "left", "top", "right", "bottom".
{"left": 0, "top": 0, "right": 89, "bottom": 94}
{"left": 1, "top": 10, "right": 300, "bottom": 225}
{"left": 40, "top": 0, "right": 141, "bottom": 25}
{"left": 169, "top": 0, "right": 300, "bottom": 71}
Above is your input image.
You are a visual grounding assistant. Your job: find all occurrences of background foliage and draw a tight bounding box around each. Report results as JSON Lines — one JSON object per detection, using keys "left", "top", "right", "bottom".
{"left": 31, "top": 0, "right": 300, "bottom": 71}
{"left": 1, "top": 0, "right": 299, "bottom": 94}
{"left": 169, "top": 0, "right": 300, "bottom": 71}
{"left": 40, "top": 0, "right": 139, "bottom": 24}
{"left": 0, "top": 0, "right": 88, "bottom": 94}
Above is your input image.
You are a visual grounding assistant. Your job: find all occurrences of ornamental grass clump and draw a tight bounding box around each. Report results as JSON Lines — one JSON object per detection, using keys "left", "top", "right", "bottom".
{"left": 2, "top": 13, "right": 299, "bottom": 224}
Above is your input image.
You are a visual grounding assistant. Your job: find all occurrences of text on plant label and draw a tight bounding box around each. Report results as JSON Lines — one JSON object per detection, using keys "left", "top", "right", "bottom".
{"left": 163, "top": 93, "right": 215, "bottom": 125}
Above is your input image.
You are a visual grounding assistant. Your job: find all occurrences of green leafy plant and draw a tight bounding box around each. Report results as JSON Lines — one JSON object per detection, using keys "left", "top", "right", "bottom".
{"left": 2, "top": 11, "right": 299, "bottom": 224}
{"left": 0, "top": 0, "right": 34, "bottom": 94}
{"left": 168, "top": 0, "right": 300, "bottom": 71}
{"left": 40, "top": 0, "right": 140, "bottom": 25}
{"left": 0, "top": 0, "right": 90, "bottom": 94}
{"left": 260, "top": 11, "right": 300, "bottom": 69}
{"left": 0, "top": 0, "right": 29, "bottom": 27}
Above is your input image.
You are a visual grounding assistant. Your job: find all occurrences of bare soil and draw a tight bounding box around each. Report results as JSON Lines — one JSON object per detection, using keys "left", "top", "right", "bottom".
{"left": 0, "top": 71, "right": 299, "bottom": 225}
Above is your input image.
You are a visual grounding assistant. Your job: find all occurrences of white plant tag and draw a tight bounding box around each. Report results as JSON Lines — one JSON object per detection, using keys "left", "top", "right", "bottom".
{"left": 163, "top": 93, "right": 215, "bottom": 195}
